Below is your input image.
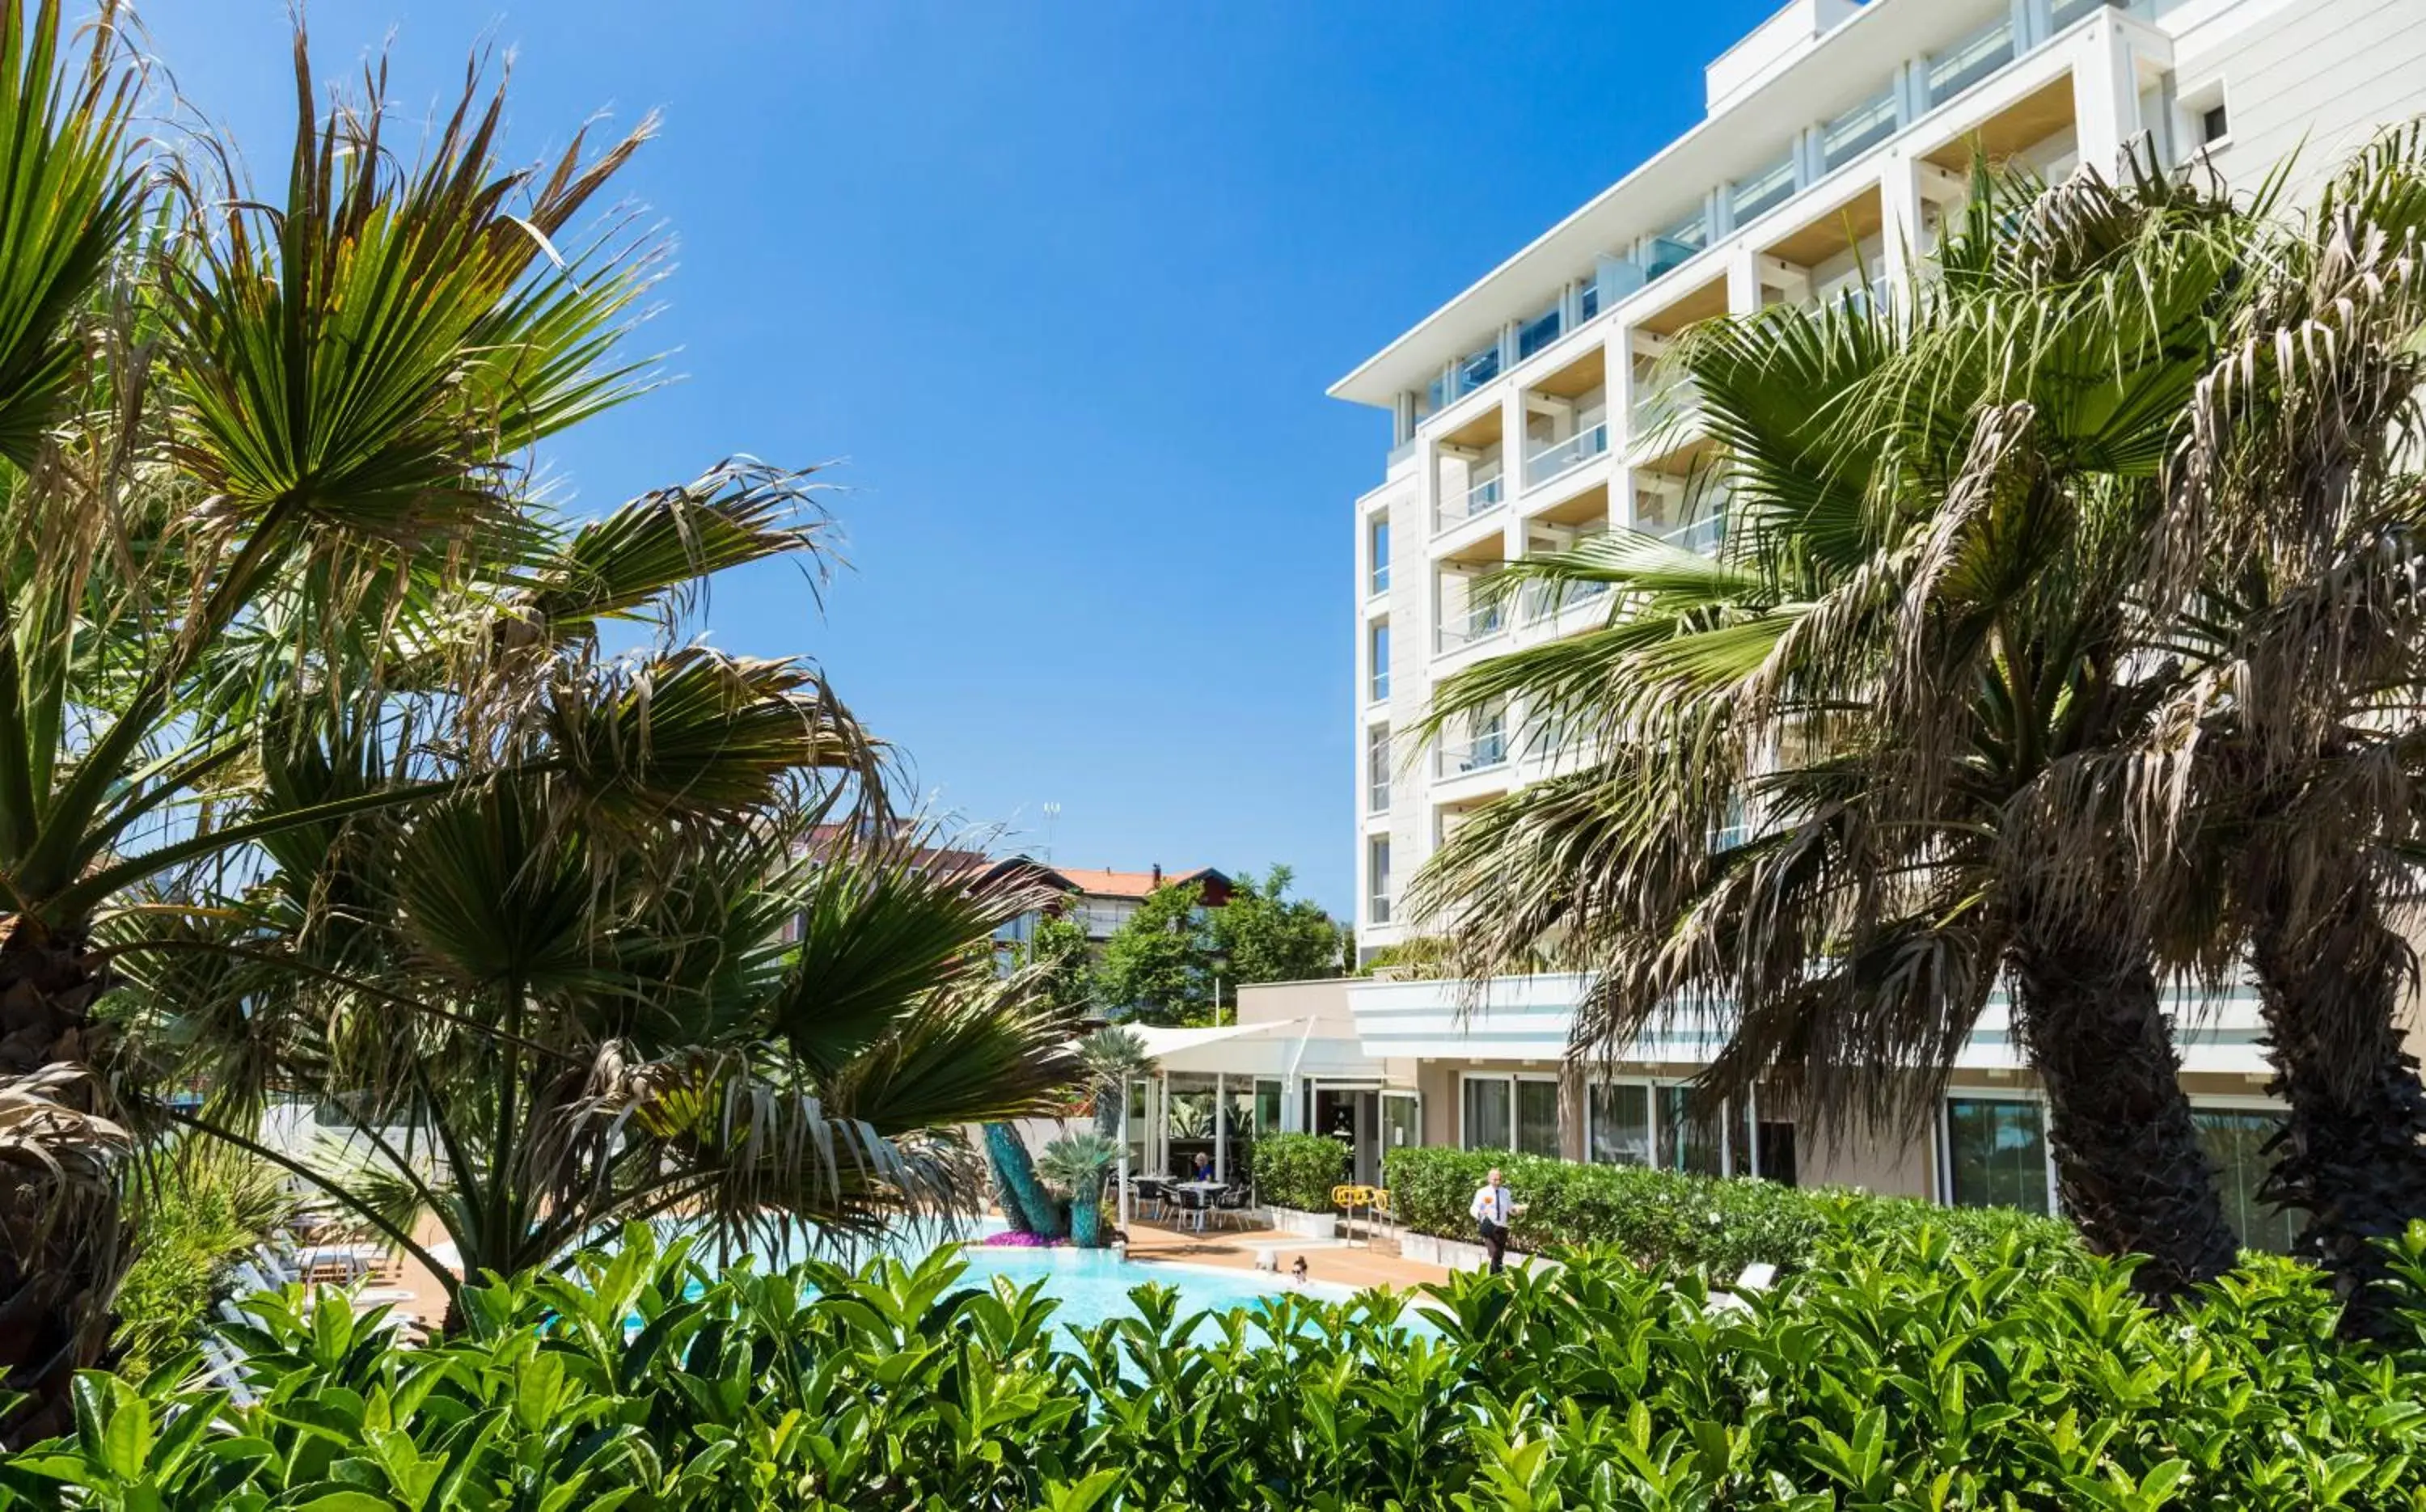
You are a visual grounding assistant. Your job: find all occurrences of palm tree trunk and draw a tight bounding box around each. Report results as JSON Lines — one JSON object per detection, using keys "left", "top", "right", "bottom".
{"left": 0, "top": 923, "right": 125, "bottom": 1449}
{"left": 2246, "top": 876, "right": 2426, "bottom": 1341}
{"left": 983, "top": 1121, "right": 1064, "bottom": 1240}
{"left": 2008, "top": 926, "right": 2239, "bottom": 1303}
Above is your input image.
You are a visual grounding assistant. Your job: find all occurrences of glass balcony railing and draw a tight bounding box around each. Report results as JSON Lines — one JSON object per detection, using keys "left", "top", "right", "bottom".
{"left": 1517, "top": 304, "right": 1563, "bottom": 360}
{"left": 1822, "top": 91, "right": 1898, "bottom": 173}
{"left": 1435, "top": 605, "right": 1507, "bottom": 654}
{"left": 1731, "top": 154, "right": 1798, "bottom": 226}
{"left": 1437, "top": 727, "right": 1511, "bottom": 779}
{"left": 1523, "top": 420, "right": 1610, "bottom": 488}
{"left": 1652, "top": 511, "right": 1725, "bottom": 555}
{"left": 1519, "top": 577, "right": 1610, "bottom": 623}
{"left": 2052, "top": 0, "right": 2116, "bottom": 26}
{"left": 1927, "top": 17, "right": 2016, "bottom": 107}
{"left": 1438, "top": 469, "right": 1507, "bottom": 533}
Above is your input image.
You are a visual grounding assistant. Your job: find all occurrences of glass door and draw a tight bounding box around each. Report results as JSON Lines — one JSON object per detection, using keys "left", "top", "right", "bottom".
{"left": 1381, "top": 1091, "right": 1422, "bottom": 1182}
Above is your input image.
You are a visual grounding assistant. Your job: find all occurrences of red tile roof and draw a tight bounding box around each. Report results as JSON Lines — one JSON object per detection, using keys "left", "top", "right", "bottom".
{"left": 1050, "top": 865, "right": 1227, "bottom": 900}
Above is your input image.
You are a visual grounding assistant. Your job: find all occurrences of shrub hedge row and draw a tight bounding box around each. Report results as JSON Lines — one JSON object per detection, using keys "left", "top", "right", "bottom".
{"left": 1386, "top": 1144, "right": 2081, "bottom": 1278}
{"left": 9, "top": 1223, "right": 2424, "bottom": 1509}
{"left": 1246, "top": 1132, "right": 1348, "bottom": 1212}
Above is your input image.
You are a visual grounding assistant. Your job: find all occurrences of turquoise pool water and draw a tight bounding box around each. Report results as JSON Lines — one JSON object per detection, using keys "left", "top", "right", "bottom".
{"left": 751, "top": 1221, "right": 1355, "bottom": 1338}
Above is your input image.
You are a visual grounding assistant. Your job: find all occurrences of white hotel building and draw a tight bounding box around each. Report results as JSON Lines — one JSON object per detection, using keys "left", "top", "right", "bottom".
{"left": 1153, "top": 0, "right": 2426, "bottom": 1237}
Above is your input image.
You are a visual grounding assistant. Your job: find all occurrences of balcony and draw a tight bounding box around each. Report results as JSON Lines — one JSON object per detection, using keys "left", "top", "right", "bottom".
{"left": 1524, "top": 420, "right": 1610, "bottom": 490}
{"left": 1654, "top": 510, "right": 1725, "bottom": 556}
{"left": 1435, "top": 726, "right": 1511, "bottom": 780}
{"left": 1435, "top": 602, "right": 1508, "bottom": 656}
{"left": 1925, "top": 15, "right": 2018, "bottom": 108}
{"left": 1520, "top": 576, "right": 1610, "bottom": 624}
{"left": 1436, "top": 469, "right": 1507, "bottom": 534}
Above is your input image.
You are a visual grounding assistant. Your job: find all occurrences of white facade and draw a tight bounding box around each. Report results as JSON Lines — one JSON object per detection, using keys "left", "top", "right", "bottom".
{"left": 1319, "top": 0, "right": 2426, "bottom": 1229}
{"left": 1340, "top": 0, "right": 2426, "bottom": 952}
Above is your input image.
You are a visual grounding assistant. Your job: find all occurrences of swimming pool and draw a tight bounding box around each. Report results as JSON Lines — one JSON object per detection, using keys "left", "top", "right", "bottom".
{"left": 755, "top": 1221, "right": 1361, "bottom": 1337}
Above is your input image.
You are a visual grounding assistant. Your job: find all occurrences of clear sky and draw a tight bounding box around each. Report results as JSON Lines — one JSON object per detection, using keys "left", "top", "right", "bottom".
{"left": 140, "top": 1, "right": 1775, "bottom": 914}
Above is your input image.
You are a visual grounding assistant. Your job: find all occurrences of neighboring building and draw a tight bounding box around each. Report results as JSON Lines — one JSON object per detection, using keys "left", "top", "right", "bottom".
{"left": 1044, "top": 865, "right": 1234, "bottom": 944}
{"left": 1211, "top": 0, "right": 2426, "bottom": 1238}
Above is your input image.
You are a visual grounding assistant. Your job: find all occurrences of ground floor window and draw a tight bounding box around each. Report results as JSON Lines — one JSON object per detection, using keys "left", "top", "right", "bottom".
{"left": 1460, "top": 1075, "right": 1510, "bottom": 1150}
{"left": 1254, "top": 1079, "right": 1283, "bottom": 1134}
{"left": 2194, "top": 1104, "right": 2298, "bottom": 1255}
{"left": 1659, "top": 1085, "right": 1743, "bottom": 1177}
{"left": 1460, "top": 1075, "right": 1559, "bottom": 1156}
{"left": 1587, "top": 1083, "right": 1652, "bottom": 1166}
{"left": 1591, "top": 1080, "right": 1781, "bottom": 1179}
{"left": 1382, "top": 1091, "right": 1421, "bottom": 1155}
{"left": 1943, "top": 1096, "right": 2052, "bottom": 1214}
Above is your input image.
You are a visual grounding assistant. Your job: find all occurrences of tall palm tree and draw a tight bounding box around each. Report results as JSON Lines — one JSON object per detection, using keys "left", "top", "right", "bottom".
{"left": 0, "top": 9, "right": 1068, "bottom": 1438}
{"left": 1411, "top": 159, "right": 2254, "bottom": 1299}
{"left": 2132, "top": 125, "right": 2426, "bottom": 1333}
{"left": 0, "top": 6, "right": 676, "bottom": 1438}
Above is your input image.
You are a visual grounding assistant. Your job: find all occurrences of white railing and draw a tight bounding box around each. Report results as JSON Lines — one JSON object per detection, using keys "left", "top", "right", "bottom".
{"left": 1651, "top": 513, "right": 1724, "bottom": 555}
{"left": 1438, "top": 470, "right": 1507, "bottom": 533}
{"left": 1927, "top": 17, "right": 2015, "bottom": 106}
{"left": 1435, "top": 730, "right": 1511, "bottom": 779}
{"left": 1519, "top": 577, "right": 1610, "bottom": 623}
{"left": 1631, "top": 378, "right": 1702, "bottom": 446}
{"left": 1523, "top": 421, "right": 1609, "bottom": 489}
{"left": 1435, "top": 607, "right": 1508, "bottom": 654}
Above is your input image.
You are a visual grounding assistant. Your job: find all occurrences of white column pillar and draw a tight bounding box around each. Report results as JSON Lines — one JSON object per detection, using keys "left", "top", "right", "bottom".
{"left": 1879, "top": 151, "right": 1925, "bottom": 296}
{"left": 1118, "top": 1077, "right": 1133, "bottom": 1234}
{"left": 2072, "top": 16, "right": 2141, "bottom": 176}
{"left": 1500, "top": 384, "right": 1528, "bottom": 505}
{"left": 1214, "top": 1071, "right": 1227, "bottom": 1182}
{"left": 1725, "top": 243, "right": 1762, "bottom": 317}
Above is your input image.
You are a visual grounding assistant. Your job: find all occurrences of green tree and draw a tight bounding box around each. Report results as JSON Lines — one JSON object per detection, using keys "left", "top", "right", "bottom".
{"left": 1093, "top": 882, "right": 1215, "bottom": 1026}
{"left": 1412, "top": 158, "right": 2253, "bottom": 1300}
{"left": 1017, "top": 906, "right": 1097, "bottom": 1016}
{"left": 1208, "top": 865, "right": 1349, "bottom": 989}
{"left": 1036, "top": 1130, "right": 1120, "bottom": 1248}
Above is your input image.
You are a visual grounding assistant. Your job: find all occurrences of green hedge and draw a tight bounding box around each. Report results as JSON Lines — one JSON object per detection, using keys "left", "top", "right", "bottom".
{"left": 1247, "top": 1132, "right": 1348, "bottom": 1212}
{"left": 15, "top": 1223, "right": 2426, "bottom": 1509}
{"left": 1386, "top": 1144, "right": 2079, "bottom": 1278}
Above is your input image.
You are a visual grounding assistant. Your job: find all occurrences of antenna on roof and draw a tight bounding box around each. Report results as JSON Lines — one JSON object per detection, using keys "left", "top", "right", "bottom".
{"left": 1042, "top": 802, "right": 1060, "bottom": 864}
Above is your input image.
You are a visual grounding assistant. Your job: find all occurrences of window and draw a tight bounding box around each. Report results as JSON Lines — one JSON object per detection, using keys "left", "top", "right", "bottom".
{"left": 2195, "top": 1106, "right": 2297, "bottom": 1254}
{"left": 1368, "top": 517, "right": 1390, "bottom": 596}
{"left": 1461, "top": 1075, "right": 1511, "bottom": 1150}
{"left": 1517, "top": 1080, "right": 1560, "bottom": 1157}
{"left": 1255, "top": 1079, "right": 1283, "bottom": 1134}
{"left": 1943, "top": 1096, "right": 2052, "bottom": 1213}
{"left": 2200, "top": 102, "right": 2230, "bottom": 147}
{"left": 1383, "top": 1092, "right": 1422, "bottom": 1154}
{"left": 1367, "top": 723, "right": 1391, "bottom": 813}
{"left": 1367, "top": 836, "right": 1392, "bottom": 925}
{"left": 1368, "top": 620, "right": 1390, "bottom": 703}
{"left": 1579, "top": 278, "right": 1601, "bottom": 321}
{"left": 1589, "top": 1083, "right": 1652, "bottom": 1166}
{"left": 1658, "top": 1084, "right": 1726, "bottom": 1176}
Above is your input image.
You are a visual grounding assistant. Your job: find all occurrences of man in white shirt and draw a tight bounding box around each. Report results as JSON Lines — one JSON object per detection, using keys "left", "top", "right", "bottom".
{"left": 1469, "top": 1168, "right": 1523, "bottom": 1274}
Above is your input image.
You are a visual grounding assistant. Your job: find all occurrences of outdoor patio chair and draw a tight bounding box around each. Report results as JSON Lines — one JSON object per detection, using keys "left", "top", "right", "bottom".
{"left": 1211, "top": 1185, "right": 1255, "bottom": 1231}
{"left": 1132, "top": 1177, "right": 1170, "bottom": 1222}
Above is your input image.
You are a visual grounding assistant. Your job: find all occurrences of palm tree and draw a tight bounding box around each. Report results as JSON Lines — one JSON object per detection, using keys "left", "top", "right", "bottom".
{"left": 1079, "top": 1025, "right": 1152, "bottom": 1139}
{"left": 120, "top": 811, "right": 1078, "bottom": 1318}
{"left": 1037, "top": 1130, "right": 1120, "bottom": 1248}
{"left": 0, "top": 6, "right": 679, "bottom": 1438}
{"left": 2132, "top": 124, "right": 2426, "bottom": 1333}
{"left": 1410, "top": 159, "right": 2254, "bottom": 1299}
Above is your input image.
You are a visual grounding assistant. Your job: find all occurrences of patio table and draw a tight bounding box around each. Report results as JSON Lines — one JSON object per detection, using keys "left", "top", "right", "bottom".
{"left": 1172, "top": 1180, "right": 1227, "bottom": 1232}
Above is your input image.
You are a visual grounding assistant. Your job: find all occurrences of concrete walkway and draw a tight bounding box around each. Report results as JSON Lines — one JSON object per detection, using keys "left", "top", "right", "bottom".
{"left": 1121, "top": 1216, "right": 1452, "bottom": 1292}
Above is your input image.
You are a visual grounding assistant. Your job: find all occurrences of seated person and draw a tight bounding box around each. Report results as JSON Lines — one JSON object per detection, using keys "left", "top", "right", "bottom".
{"left": 1189, "top": 1151, "right": 1214, "bottom": 1183}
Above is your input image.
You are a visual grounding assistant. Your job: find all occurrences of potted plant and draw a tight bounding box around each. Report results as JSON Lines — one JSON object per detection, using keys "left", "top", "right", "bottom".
{"left": 1249, "top": 1134, "right": 1349, "bottom": 1239}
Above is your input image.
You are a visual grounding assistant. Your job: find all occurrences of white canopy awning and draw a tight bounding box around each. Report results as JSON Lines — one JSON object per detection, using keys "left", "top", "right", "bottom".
{"left": 1131, "top": 1016, "right": 1382, "bottom": 1079}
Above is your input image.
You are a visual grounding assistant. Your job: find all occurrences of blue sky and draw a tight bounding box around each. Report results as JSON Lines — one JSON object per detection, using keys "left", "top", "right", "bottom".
{"left": 142, "top": 1, "right": 1773, "bottom": 914}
